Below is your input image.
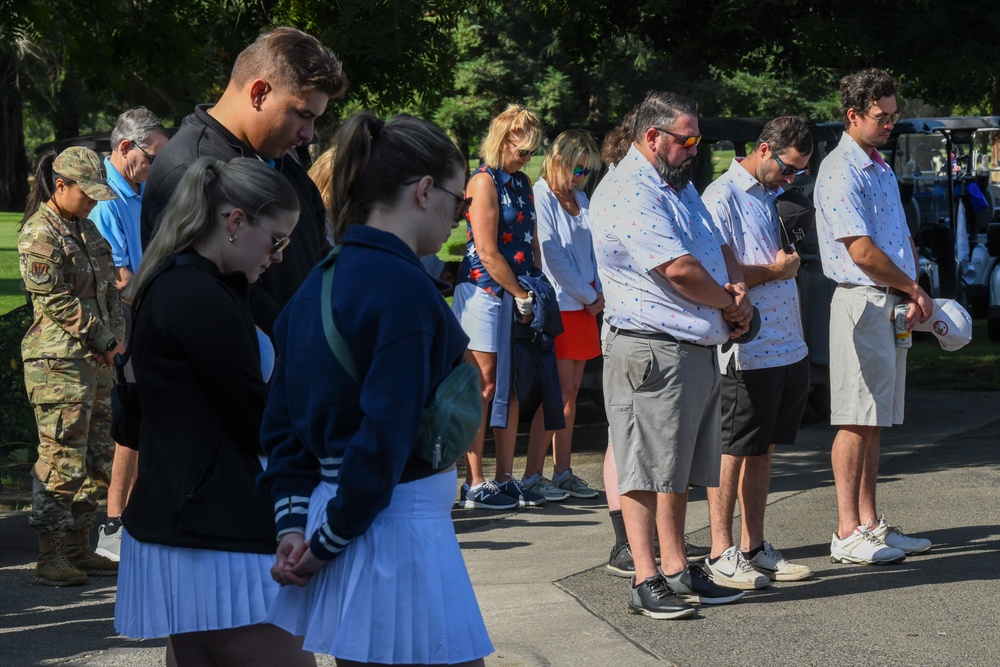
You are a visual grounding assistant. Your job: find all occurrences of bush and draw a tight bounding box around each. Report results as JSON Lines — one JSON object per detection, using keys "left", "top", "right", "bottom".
{"left": 0, "top": 306, "right": 36, "bottom": 467}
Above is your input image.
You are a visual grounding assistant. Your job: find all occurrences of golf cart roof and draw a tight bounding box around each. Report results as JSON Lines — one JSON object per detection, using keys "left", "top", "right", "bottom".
{"left": 893, "top": 117, "right": 1000, "bottom": 134}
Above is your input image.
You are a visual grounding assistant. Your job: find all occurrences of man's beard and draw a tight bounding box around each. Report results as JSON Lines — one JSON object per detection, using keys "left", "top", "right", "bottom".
{"left": 655, "top": 155, "right": 694, "bottom": 191}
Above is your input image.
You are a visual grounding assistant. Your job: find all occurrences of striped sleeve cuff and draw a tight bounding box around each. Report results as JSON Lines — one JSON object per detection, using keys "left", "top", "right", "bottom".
{"left": 273, "top": 494, "right": 310, "bottom": 536}
{"left": 276, "top": 527, "right": 305, "bottom": 540}
{"left": 309, "top": 521, "right": 352, "bottom": 561}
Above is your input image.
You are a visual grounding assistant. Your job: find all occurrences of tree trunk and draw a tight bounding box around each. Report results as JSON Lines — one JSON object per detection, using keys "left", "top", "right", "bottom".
{"left": 0, "top": 46, "right": 30, "bottom": 212}
{"left": 52, "top": 76, "right": 84, "bottom": 141}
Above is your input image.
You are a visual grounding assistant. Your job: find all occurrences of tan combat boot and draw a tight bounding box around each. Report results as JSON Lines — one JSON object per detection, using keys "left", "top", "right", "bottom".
{"left": 63, "top": 525, "right": 119, "bottom": 576}
{"left": 35, "top": 531, "right": 88, "bottom": 586}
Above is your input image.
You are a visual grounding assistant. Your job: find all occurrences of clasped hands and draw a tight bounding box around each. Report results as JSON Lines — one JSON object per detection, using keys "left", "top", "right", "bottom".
{"left": 271, "top": 532, "right": 325, "bottom": 587}
{"left": 723, "top": 282, "right": 753, "bottom": 338}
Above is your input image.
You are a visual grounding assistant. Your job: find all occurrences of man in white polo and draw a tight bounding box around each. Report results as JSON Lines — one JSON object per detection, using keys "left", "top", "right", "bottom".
{"left": 814, "top": 68, "right": 934, "bottom": 565}
{"left": 591, "top": 91, "right": 753, "bottom": 619}
{"left": 701, "top": 116, "right": 815, "bottom": 589}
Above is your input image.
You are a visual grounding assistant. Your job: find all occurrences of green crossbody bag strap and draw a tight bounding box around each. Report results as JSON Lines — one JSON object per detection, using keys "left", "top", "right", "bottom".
{"left": 320, "top": 246, "right": 360, "bottom": 384}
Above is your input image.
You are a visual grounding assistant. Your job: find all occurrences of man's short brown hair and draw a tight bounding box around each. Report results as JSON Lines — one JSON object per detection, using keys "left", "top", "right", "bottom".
{"left": 231, "top": 26, "right": 348, "bottom": 99}
{"left": 756, "top": 116, "right": 813, "bottom": 157}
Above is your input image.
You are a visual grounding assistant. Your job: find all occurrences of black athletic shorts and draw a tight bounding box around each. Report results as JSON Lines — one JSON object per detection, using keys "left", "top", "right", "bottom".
{"left": 720, "top": 357, "right": 809, "bottom": 456}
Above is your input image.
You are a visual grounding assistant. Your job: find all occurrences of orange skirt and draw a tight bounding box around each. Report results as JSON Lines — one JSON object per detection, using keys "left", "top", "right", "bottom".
{"left": 554, "top": 309, "right": 601, "bottom": 361}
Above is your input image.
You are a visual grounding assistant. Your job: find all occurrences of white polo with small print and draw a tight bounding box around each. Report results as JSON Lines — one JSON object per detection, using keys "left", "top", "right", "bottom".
{"left": 591, "top": 144, "right": 730, "bottom": 346}
{"left": 814, "top": 133, "right": 915, "bottom": 284}
{"left": 703, "top": 158, "right": 807, "bottom": 371}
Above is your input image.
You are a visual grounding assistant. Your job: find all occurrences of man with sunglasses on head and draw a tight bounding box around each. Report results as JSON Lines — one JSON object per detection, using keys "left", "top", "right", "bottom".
{"left": 591, "top": 91, "right": 754, "bottom": 619}
{"left": 814, "top": 68, "right": 933, "bottom": 566}
{"left": 700, "top": 116, "right": 815, "bottom": 590}
{"left": 91, "top": 107, "right": 169, "bottom": 564}
{"left": 142, "top": 27, "right": 347, "bottom": 334}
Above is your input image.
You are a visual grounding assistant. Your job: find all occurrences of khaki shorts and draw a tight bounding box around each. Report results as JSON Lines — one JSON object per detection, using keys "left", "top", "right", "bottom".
{"left": 829, "top": 285, "right": 906, "bottom": 427}
{"left": 603, "top": 329, "right": 721, "bottom": 494}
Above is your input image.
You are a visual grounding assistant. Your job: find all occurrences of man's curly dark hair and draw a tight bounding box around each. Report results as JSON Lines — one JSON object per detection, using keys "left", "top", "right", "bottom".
{"left": 839, "top": 68, "right": 897, "bottom": 128}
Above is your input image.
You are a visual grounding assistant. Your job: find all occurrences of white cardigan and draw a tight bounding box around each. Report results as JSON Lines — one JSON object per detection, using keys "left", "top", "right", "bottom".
{"left": 533, "top": 177, "right": 601, "bottom": 311}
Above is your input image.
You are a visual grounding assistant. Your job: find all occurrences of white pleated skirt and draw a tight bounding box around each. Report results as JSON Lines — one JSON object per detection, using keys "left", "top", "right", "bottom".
{"left": 114, "top": 529, "right": 278, "bottom": 639}
{"left": 266, "top": 468, "right": 493, "bottom": 664}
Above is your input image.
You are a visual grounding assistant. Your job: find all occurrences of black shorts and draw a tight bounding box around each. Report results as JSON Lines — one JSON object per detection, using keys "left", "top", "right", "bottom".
{"left": 720, "top": 357, "right": 809, "bottom": 457}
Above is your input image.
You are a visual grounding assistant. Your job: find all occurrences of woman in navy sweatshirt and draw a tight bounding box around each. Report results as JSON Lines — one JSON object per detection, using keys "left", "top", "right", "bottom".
{"left": 258, "top": 112, "right": 493, "bottom": 666}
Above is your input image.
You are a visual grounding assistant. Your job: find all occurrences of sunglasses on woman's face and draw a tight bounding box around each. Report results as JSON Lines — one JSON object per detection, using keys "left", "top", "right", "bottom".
{"left": 224, "top": 211, "right": 291, "bottom": 254}
{"left": 436, "top": 184, "right": 473, "bottom": 222}
{"left": 404, "top": 179, "right": 472, "bottom": 222}
{"left": 507, "top": 140, "right": 535, "bottom": 159}
{"left": 572, "top": 165, "right": 593, "bottom": 178}
{"left": 250, "top": 219, "right": 291, "bottom": 254}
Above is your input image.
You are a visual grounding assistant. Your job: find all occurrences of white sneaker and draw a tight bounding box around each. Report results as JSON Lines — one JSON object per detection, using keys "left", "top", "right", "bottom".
{"left": 747, "top": 541, "right": 814, "bottom": 582}
{"left": 830, "top": 527, "right": 906, "bottom": 565}
{"left": 870, "top": 516, "right": 932, "bottom": 555}
{"left": 95, "top": 518, "right": 122, "bottom": 562}
{"left": 704, "top": 546, "right": 771, "bottom": 590}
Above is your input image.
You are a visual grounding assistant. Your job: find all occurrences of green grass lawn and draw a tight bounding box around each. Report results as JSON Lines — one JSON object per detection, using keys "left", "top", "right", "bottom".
{"left": 907, "top": 319, "right": 1000, "bottom": 390}
{"left": 0, "top": 212, "right": 24, "bottom": 316}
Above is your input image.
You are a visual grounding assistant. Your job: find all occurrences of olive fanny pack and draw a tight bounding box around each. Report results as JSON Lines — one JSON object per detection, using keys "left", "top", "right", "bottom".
{"left": 319, "top": 247, "right": 481, "bottom": 470}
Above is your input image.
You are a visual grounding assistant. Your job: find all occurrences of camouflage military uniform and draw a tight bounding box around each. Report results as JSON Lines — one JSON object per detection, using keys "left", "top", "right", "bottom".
{"left": 20, "top": 202, "right": 124, "bottom": 534}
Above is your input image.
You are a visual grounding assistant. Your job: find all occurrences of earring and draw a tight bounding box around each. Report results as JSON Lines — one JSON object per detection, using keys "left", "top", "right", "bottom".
{"left": 229, "top": 234, "right": 237, "bottom": 243}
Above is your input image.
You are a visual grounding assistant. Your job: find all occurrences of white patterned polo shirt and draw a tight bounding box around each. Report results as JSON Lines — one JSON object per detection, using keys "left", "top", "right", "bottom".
{"left": 814, "top": 133, "right": 916, "bottom": 285}
{"left": 591, "top": 144, "right": 730, "bottom": 346}
{"left": 703, "top": 158, "right": 807, "bottom": 370}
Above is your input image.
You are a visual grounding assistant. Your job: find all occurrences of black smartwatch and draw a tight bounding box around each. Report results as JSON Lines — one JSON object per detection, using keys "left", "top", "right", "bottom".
{"left": 105, "top": 339, "right": 118, "bottom": 352}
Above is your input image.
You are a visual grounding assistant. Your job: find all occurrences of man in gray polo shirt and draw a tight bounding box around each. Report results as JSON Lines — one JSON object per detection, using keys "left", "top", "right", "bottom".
{"left": 701, "top": 116, "right": 815, "bottom": 589}
{"left": 814, "top": 68, "right": 933, "bottom": 565}
{"left": 591, "top": 91, "right": 753, "bottom": 619}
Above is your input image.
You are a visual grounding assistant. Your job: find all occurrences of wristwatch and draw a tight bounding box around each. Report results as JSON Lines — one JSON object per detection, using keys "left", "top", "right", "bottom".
{"left": 105, "top": 339, "right": 118, "bottom": 352}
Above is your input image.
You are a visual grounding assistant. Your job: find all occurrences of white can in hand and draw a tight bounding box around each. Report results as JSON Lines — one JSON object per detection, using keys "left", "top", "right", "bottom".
{"left": 894, "top": 303, "right": 912, "bottom": 349}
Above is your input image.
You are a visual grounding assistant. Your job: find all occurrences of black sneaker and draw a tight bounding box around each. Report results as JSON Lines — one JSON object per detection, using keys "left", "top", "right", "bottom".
{"left": 684, "top": 539, "right": 711, "bottom": 563}
{"left": 606, "top": 542, "right": 635, "bottom": 577}
{"left": 663, "top": 564, "right": 745, "bottom": 605}
{"left": 628, "top": 574, "right": 696, "bottom": 620}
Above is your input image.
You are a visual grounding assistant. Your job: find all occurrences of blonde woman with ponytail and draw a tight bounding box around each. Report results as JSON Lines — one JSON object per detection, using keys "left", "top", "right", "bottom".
{"left": 258, "top": 112, "right": 493, "bottom": 666}
{"left": 114, "top": 157, "right": 314, "bottom": 666}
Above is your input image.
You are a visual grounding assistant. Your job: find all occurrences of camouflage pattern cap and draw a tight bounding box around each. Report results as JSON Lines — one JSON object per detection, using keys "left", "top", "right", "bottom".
{"left": 53, "top": 147, "right": 117, "bottom": 201}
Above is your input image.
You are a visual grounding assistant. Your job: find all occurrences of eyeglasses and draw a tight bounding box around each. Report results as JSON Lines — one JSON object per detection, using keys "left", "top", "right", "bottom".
{"left": 404, "top": 179, "right": 473, "bottom": 222}
{"left": 654, "top": 128, "right": 702, "bottom": 149}
{"left": 572, "top": 165, "right": 593, "bottom": 178}
{"left": 223, "top": 211, "right": 291, "bottom": 254}
{"left": 437, "top": 184, "right": 472, "bottom": 222}
{"left": 256, "top": 223, "right": 291, "bottom": 254}
{"left": 130, "top": 139, "right": 155, "bottom": 164}
{"left": 507, "top": 140, "right": 535, "bottom": 159}
{"left": 866, "top": 111, "right": 901, "bottom": 127}
{"left": 770, "top": 150, "right": 810, "bottom": 177}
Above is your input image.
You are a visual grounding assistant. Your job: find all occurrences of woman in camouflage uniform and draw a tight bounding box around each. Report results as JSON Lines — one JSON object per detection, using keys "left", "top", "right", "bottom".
{"left": 19, "top": 146, "right": 124, "bottom": 586}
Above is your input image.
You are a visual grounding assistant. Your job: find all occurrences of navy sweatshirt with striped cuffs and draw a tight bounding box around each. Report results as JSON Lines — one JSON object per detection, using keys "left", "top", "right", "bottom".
{"left": 257, "top": 224, "right": 469, "bottom": 560}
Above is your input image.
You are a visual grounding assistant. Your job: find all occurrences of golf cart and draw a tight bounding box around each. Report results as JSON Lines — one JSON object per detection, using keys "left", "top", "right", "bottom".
{"left": 879, "top": 116, "right": 1000, "bottom": 339}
